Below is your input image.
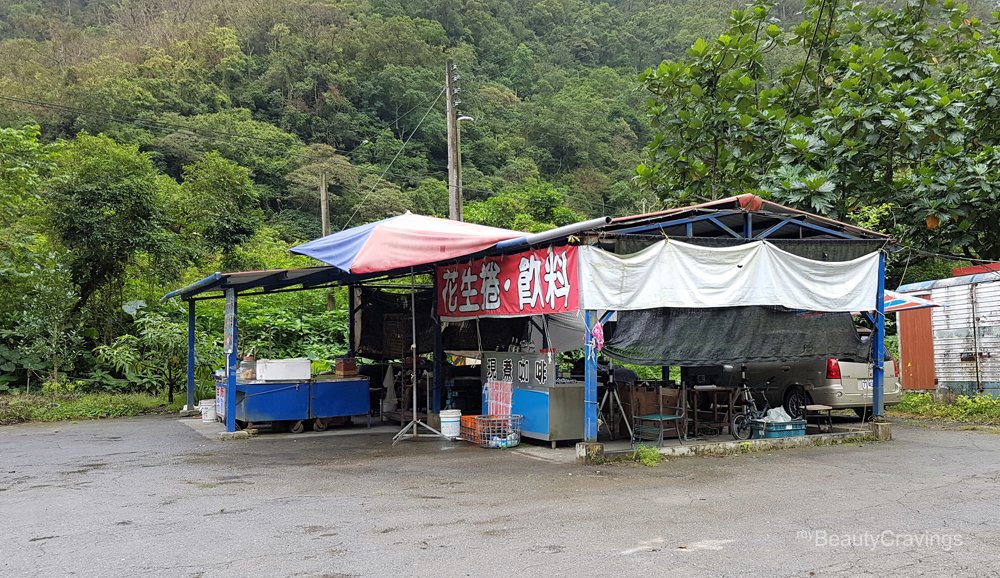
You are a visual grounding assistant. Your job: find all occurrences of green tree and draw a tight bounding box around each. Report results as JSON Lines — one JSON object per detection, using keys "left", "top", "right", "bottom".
{"left": 177, "top": 151, "right": 262, "bottom": 257}
{"left": 640, "top": 0, "right": 1000, "bottom": 258}
{"left": 0, "top": 125, "right": 51, "bottom": 216}
{"left": 96, "top": 308, "right": 220, "bottom": 402}
{"left": 44, "top": 133, "right": 173, "bottom": 313}
{"left": 465, "top": 183, "right": 582, "bottom": 232}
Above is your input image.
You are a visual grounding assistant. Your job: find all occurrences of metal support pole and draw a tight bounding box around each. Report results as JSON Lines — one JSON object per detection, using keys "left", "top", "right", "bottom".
{"left": 584, "top": 310, "right": 598, "bottom": 442}
{"left": 873, "top": 252, "right": 886, "bottom": 418}
{"left": 432, "top": 277, "right": 444, "bottom": 412}
{"left": 186, "top": 299, "right": 196, "bottom": 411}
{"left": 393, "top": 269, "right": 446, "bottom": 444}
{"left": 226, "top": 292, "right": 238, "bottom": 433}
{"left": 347, "top": 285, "right": 356, "bottom": 357}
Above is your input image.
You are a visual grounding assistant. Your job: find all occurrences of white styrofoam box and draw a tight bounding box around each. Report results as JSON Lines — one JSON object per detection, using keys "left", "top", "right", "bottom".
{"left": 255, "top": 358, "right": 311, "bottom": 381}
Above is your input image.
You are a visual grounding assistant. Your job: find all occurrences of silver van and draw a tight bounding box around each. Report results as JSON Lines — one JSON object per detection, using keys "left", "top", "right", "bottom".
{"left": 687, "top": 350, "right": 900, "bottom": 418}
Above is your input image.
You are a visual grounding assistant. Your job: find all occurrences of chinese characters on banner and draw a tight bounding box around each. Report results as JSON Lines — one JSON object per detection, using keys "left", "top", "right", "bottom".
{"left": 436, "top": 245, "right": 579, "bottom": 320}
{"left": 481, "top": 351, "right": 555, "bottom": 414}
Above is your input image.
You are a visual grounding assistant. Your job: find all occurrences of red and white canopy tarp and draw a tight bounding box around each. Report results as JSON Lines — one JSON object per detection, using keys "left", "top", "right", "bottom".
{"left": 291, "top": 212, "right": 523, "bottom": 275}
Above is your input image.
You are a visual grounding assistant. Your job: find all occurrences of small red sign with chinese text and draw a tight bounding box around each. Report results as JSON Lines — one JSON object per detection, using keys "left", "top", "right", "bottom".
{"left": 435, "top": 245, "right": 579, "bottom": 320}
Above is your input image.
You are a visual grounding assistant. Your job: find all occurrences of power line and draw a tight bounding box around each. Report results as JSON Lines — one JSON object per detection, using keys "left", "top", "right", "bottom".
{"left": 759, "top": 0, "right": 834, "bottom": 179}
{"left": 906, "top": 247, "right": 1000, "bottom": 265}
{"left": 341, "top": 87, "right": 446, "bottom": 230}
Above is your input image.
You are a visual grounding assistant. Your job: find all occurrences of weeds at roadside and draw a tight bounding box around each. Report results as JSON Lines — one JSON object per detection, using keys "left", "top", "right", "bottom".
{"left": 631, "top": 444, "right": 663, "bottom": 467}
{"left": 889, "top": 393, "right": 1000, "bottom": 425}
{"left": 0, "top": 394, "right": 181, "bottom": 425}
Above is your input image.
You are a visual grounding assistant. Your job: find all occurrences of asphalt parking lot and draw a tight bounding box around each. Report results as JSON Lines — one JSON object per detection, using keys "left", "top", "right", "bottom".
{"left": 2, "top": 416, "right": 999, "bottom": 577}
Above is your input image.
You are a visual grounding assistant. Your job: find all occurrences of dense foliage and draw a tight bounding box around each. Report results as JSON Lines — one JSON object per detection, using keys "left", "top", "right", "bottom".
{"left": 639, "top": 0, "right": 1000, "bottom": 260}
{"left": 0, "top": 0, "right": 996, "bottom": 398}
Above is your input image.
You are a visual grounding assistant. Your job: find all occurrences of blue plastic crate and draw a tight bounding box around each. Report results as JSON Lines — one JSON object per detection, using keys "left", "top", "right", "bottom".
{"left": 751, "top": 419, "right": 806, "bottom": 439}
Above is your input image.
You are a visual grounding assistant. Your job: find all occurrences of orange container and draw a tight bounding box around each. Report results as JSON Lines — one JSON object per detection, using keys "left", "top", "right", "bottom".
{"left": 460, "top": 415, "right": 482, "bottom": 443}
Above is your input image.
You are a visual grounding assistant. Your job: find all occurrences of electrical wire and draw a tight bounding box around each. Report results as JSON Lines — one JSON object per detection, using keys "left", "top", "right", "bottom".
{"left": 896, "top": 246, "right": 913, "bottom": 287}
{"left": 341, "top": 87, "right": 446, "bottom": 230}
{"left": 905, "top": 247, "right": 1000, "bottom": 265}
{"left": 759, "top": 0, "right": 834, "bottom": 179}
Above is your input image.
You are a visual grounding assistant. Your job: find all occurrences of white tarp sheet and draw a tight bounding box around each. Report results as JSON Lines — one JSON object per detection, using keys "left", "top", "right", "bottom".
{"left": 579, "top": 239, "right": 880, "bottom": 312}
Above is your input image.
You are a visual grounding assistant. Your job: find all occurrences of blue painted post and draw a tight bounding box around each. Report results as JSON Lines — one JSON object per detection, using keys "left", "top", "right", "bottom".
{"left": 583, "top": 310, "right": 598, "bottom": 442}
{"left": 743, "top": 213, "right": 753, "bottom": 238}
{"left": 226, "top": 292, "right": 238, "bottom": 432}
{"left": 873, "top": 252, "right": 886, "bottom": 418}
{"left": 186, "top": 299, "right": 196, "bottom": 411}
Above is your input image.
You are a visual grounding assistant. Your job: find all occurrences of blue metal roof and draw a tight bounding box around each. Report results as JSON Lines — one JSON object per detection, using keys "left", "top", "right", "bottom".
{"left": 162, "top": 266, "right": 352, "bottom": 301}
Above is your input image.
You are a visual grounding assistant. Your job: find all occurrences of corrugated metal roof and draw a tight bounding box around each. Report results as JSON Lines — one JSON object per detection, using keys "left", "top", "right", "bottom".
{"left": 604, "top": 193, "right": 890, "bottom": 240}
{"left": 898, "top": 271, "right": 1000, "bottom": 293}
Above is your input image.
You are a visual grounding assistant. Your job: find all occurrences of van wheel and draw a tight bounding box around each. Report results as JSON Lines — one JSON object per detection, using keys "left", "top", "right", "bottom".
{"left": 784, "top": 386, "right": 810, "bottom": 419}
{"left": 854, "top": 407, "right": 874, "bottom": 420}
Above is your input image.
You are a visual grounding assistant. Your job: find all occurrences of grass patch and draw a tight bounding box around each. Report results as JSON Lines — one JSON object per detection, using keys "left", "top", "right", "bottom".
{"left": 0, "top": 394, "right": 183, "bottom": 425}
{"left": 889, "top": 392, "right": 1000, "bottom": 425}
{"left": 631, "top": 444, "right": 663, "bottom": 467}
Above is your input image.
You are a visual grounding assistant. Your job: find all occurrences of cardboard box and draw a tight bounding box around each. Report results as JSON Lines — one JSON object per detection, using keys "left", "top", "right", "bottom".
{"left": 335, "top": 357, "right": 358, "bottom": 377}
{"left": 621, "top": 386, "right": 679, "bottom": 419}
{"left": 618, "top": 386, "right": 682, "bottom": 438}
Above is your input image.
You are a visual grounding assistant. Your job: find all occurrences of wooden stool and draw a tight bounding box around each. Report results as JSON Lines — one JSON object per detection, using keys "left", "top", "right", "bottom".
{"left": 805, "top": 404, "right": 833, "bottom": 433}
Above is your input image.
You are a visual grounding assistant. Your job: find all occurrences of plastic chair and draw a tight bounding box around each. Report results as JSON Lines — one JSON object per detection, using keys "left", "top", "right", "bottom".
{"left": 631, "top": 384, "right": 686, "bottom": 447}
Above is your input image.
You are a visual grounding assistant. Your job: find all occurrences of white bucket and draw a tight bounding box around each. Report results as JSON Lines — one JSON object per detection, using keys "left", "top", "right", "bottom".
{"left": 200, "top": 399, "right": 217, "bottom": 423}
{"left": 440, "top": 409, "right": 461, "bottom": 439}
{"left": 202, "top": 406, "right": 217, "bottom": 423}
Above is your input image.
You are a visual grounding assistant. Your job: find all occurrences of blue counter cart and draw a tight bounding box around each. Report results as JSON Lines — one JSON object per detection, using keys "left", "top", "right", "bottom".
{"left": 217, "top": 376, "right": 369, "bottom": 433}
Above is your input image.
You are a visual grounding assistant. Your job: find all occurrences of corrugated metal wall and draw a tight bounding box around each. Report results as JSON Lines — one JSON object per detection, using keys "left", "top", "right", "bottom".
{"left": 898, "top": 305, "right": 935, "bottom": 389}
{"left": 975, "top": 281, "right": 1000, "bottom": 395}
{"left": 930, "top": 279, "right": 1000, "bottom": 395}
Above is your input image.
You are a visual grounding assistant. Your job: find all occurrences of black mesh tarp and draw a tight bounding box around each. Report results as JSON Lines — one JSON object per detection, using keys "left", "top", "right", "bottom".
{"left": 442, "top": 318, "right": 531, "bottom": 352}
{"left": 604, "top": 306, "right": 868, "bottom": 366}
{"left": 355, "top": 286, "right": 534, "bottom": 358}
{"left": 355, "top": 287, "right": 435, "bottom": 359}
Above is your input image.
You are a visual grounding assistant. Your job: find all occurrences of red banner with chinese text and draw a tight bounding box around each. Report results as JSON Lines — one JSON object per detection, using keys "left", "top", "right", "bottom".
{"left": 435, "top": 245, "right": 579, "bottom": 320}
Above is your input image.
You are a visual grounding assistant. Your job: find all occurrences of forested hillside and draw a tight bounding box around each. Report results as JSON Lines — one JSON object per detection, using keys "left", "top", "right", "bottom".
{"left": 1, "top": 0, "right": 998, "bottom": 398}
{"left": 1, "top": 0, "right": 768, "bottom": 237}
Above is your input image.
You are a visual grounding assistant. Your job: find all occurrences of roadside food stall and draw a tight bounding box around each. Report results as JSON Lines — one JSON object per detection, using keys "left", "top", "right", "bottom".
{"left": 166, "top": 195, "right": 899, "bottom": 449}
{"left": 164, "top": 214, "right": 527, "bottom": 436}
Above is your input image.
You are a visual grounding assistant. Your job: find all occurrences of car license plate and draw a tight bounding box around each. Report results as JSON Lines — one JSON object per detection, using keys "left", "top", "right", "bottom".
{"left": 858, "top": 379, "right": 873, "bottom": 390}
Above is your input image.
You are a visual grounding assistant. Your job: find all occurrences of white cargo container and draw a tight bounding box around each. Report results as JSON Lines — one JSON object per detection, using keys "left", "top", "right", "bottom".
{"left": 898, "top": 272, "right": 1000, "bottom": 396}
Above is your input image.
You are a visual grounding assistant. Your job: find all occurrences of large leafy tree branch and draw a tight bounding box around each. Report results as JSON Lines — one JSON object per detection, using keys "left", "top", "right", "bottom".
{"left": 639, "top": 0, "right": 1000, "bottom": 259}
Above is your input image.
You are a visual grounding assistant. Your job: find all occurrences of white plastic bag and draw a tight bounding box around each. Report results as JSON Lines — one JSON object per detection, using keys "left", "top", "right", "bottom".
{"left": 765, "top": 407, "right": 792, "bottom": 423}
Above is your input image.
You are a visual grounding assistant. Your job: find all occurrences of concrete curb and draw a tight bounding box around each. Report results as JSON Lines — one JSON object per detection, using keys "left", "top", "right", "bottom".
{"left": 218, "top": 430, "right": 256, "bottom": 441}
{"left": 592, "top": 423, "right": 888, "bottom": 463}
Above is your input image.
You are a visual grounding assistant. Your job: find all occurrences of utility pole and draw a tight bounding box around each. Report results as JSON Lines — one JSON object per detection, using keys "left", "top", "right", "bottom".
{"left": 446, "top": 59, "right": 463, "bottom": 221}
{"left": 319, "top": 171, "right": 330, "bottom": 236}
{"left": 320, "top": 170, "right": 335, "bottom": 311}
